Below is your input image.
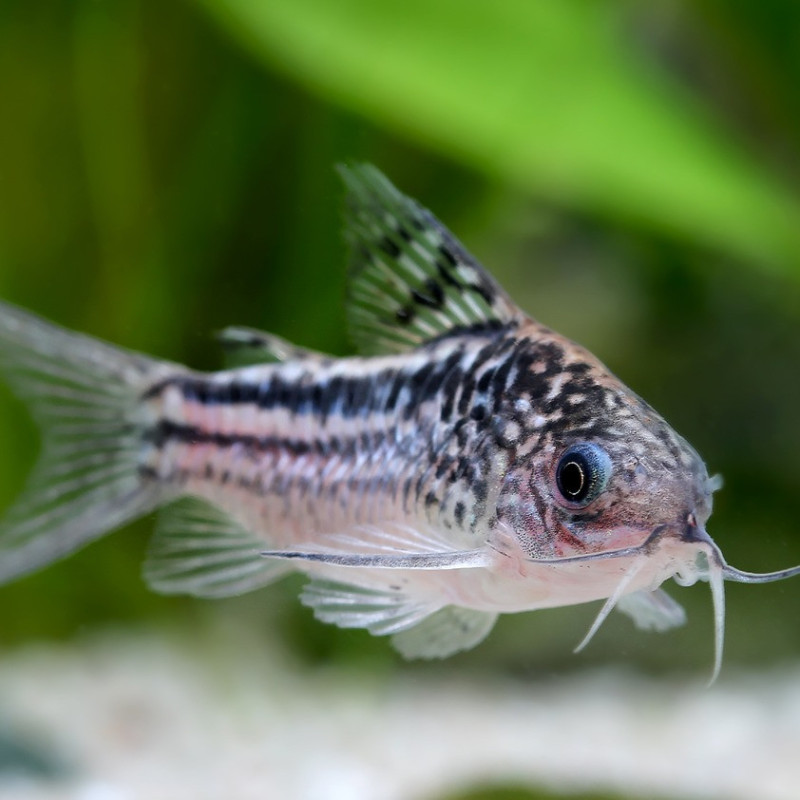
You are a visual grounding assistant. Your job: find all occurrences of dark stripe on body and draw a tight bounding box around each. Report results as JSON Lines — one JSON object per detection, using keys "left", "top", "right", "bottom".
{"left": 139, "top": 330, "right": 544, "bottom": 524}
{"left": 207, "top": 338, "right": 550, "bottom": 443}
{"left": 144, "top": 336, "right": 510, "bottom": 424}
{"left": 143, "top": 419, "right": 319, "bottom": 458}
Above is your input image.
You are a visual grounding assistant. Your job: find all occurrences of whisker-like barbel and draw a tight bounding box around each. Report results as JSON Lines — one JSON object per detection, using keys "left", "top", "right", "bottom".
{"left": 574, "top": 556, "right": 648, "bottom": 654}
{"left": 721, "top": 564, "right": 800, "bottom": 583}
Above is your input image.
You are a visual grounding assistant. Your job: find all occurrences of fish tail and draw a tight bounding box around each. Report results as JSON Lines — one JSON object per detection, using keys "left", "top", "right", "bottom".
{"left": 0, "top": 301, "right": 176, "bottom": 585}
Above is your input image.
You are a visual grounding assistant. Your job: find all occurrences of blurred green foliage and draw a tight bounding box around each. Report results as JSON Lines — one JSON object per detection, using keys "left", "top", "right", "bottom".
{"left": 0, "top": 0, "right": 799, "bottom": 682}
{"left": 201, "top": 0, "right": 800, "bottom": 268}
{"left": 435, "top": 786, "right": 640, "bottom": 800}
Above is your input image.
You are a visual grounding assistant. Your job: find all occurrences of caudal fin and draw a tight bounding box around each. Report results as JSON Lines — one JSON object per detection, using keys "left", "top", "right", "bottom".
{"left": 0, "top": 302, "right": 176, "bottom": 584}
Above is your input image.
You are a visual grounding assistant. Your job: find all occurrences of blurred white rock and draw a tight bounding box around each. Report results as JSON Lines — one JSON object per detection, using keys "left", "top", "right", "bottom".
{"left": 1, "top": 625, "right": 799, "bottom": 800}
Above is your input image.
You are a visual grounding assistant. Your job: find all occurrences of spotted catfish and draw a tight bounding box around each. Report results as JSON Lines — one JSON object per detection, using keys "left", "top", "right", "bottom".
{"left": 0, "top": 165, "right": 797, "bottom": 680}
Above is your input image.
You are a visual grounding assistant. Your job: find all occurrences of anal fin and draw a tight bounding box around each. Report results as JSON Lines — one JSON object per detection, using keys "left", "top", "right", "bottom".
{"left": 143, "top": 497, "right": 291, "bottom": 598}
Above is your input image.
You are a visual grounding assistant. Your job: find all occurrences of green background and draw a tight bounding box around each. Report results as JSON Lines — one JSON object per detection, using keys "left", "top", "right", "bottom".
{"left": 1, "top": 0, "right": 800, "bottom": 686}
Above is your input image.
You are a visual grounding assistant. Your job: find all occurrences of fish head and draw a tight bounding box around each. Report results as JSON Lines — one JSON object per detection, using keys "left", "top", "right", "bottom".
{"left": 495, "top": 332, "right": 800, "bottom": 682}
{"left": 544, "top": 392, "right": 718, "bottom": 561}
{"left": 501, "top": 333, "right": 719, "bottom": 567}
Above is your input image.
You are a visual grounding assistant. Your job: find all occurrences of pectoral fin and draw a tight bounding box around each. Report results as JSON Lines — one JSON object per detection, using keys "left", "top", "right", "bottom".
{"left": 615, "top": 588, "right": 687, "bottom": 632}
{"left": 260, "top": 521, "right": 493, "bottom": 570}
{"left": 260, "top": 548, "right": 489, "bottom": 570}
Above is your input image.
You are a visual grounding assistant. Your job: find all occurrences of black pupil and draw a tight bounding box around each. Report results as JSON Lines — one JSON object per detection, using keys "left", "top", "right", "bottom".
{"left": 558, "top": 458, "right": 587, "bottom": 500}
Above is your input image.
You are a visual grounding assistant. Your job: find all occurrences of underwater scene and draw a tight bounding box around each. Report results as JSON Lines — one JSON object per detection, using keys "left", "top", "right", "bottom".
{"left": 1, "top": 2, "right": 800, "bottom": 799}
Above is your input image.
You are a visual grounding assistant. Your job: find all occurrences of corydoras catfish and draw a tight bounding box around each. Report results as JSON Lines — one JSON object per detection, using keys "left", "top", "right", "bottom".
{"left": 0, "top": 165, "right": 797, "bottom": 681}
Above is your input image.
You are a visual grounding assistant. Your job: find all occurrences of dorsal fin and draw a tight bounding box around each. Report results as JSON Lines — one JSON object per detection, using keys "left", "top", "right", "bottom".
{"left": 338, "top": 164, "right": 525, "bottom": 355}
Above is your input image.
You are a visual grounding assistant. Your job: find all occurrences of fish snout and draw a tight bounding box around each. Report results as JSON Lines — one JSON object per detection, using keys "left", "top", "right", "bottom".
{"left": 681, "top": 511, "right": 715, "bottom": 549}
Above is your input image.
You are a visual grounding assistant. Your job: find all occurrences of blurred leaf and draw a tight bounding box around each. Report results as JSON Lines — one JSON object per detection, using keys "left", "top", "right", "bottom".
{"left": 197, "top": 0, "right": 800, "bottom": 272}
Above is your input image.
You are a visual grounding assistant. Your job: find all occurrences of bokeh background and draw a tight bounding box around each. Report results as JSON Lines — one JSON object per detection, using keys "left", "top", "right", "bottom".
{"left": 1, "top": 2, "right": 800, "bottom": 798}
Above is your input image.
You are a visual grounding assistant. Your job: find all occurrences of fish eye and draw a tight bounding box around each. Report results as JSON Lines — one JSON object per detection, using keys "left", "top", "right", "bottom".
{"left": 555, "top": 443, "right": 612, "bottom": 506}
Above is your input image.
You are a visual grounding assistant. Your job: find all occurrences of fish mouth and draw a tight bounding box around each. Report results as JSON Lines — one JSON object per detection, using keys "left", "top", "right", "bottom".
{"left": 682, "top": 511, "right": 800, "bottom": 585}
{"left": 681, "top": 513, "right": 800, "bottom": 683}
{"left": 541, "top": 512, "right": 800, "bottom": 684}
{"left": 526, "top": 512, "right": 800, "bottom": 584}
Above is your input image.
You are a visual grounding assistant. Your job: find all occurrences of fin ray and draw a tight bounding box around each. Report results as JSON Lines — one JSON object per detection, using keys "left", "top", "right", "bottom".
{"left": 615, "top": 588, "right": 687, "bottom": 632}
{"left": 391, "top": 606, "right": 498, "bottom": 659}
{"left": 261, "top": 520, "right": 492, "bottom": 570}
{"left": 144, "top": 497, "right": 291, "bottom": 598}
{"left": 217, "top": 326, "right": 329, "bottom": 366}
{"left": 0, "top": 302, "right": 170, "bottom": 584}
{"left": 300, "top": 579, "right": 439, "bottom": 636}
{"left": 339, "top": 163, "right": 524, "bottom": 354}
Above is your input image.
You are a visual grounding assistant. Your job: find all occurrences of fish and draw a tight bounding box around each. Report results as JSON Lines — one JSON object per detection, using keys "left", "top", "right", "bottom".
{"left": 0, "top": 164, "right": 798, "bottom": 681}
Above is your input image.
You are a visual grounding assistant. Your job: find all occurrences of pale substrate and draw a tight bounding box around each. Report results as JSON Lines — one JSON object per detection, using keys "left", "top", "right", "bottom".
{"left": 0, "top": 623, "right": 798, "bottom": 800}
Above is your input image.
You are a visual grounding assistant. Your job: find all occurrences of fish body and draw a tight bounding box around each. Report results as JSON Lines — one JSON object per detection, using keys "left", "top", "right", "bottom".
{"left": 141, "top": 322, "right": 702, "bottom": 611}
{"left": 0, "top": 165, "right": 797, "bottom": 675}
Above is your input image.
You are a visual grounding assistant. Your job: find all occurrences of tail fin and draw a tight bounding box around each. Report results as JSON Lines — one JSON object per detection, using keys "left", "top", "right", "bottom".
{"left": 0, "top": 301, "right": 175, "bottom": 584}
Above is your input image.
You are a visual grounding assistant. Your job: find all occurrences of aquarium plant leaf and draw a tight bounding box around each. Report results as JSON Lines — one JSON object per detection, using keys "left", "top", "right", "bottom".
{"left": 197, "top": 0, "right": 800, "bottom": 273}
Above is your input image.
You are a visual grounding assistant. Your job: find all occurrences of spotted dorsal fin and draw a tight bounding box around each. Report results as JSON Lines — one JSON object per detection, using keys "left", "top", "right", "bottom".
{"left": 339, "top": 164, "right": 525, "bottom": 355}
